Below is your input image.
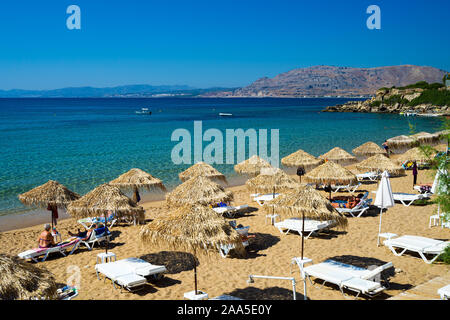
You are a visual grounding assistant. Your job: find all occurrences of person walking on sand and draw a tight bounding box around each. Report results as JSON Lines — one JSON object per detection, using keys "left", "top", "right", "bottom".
{"left": 412, "top": 161, "right": 418, "bottom": 188}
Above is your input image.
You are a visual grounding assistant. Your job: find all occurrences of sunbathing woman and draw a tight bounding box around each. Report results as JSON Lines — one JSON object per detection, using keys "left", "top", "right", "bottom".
{"left": 38, "top": 224, "right": 56, "bottom": 248}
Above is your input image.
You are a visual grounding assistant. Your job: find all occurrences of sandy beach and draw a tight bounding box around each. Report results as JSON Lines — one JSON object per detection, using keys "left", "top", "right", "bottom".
{"left": 1, "top": 153, "right": 448, "bottom": 301}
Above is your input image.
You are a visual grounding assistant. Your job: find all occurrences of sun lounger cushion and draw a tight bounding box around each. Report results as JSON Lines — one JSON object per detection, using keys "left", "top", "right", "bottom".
{"left": 341, "top": 277, "right": 381, "bottom": 293}
{"left": 115, "top": 274, "right": 147, "bottom": 288}
{"left": 304, "top": 264, "right": 354, "bottom": 283}
{"left": 114, "top": 258, "right": 167, "bottom": 276}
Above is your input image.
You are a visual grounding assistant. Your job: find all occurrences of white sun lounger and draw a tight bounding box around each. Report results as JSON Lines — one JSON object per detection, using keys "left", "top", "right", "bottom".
{"left": 213, "top": 204, "right": 250, "bottom": 218}
{"left": 18, "top": 237, "right": 81, "bottom": 262}
{"left": 274, "top": 218, "right": 335, "bottom": 239}
{"left": 392, "top": 193, "right": 428, "bottom": 206}
{"left": 95, "top": 258, "right": 167, "bottom": 291}
{"left": 356, "top": 171, "right": 380, "bottom": 182}
{"left": 292, "top": 258, "right": 392, "bottom": 298}
{"left": 80, "top": 228, "right": 111, "bottom": 250}
{"left": 253, "top": 193, "right": 280, "bottom": 206}
{"left": 331, "top": 182, "right": 362, "bottom": 193}
{"left": 78, "top": 216, "right": 118, "bottom": 230}
{"left": 383, "top": 235, "right": 450, "bottom": 264}
{"left": 438, "top": 284, "right": 450, "bottom": 300}
{"left": 335, "top": 199, "right": 372, "bottom": 218}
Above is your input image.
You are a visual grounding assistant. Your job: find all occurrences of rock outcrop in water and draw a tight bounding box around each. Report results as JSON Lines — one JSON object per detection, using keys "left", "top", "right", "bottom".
{"left": 323, "top": 84, "right": 450, "bottom": 115}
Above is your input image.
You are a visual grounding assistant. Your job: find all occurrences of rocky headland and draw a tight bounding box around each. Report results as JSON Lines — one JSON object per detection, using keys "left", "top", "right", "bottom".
{"left": 323, "top": 82, "right": 450, "bottom": 115}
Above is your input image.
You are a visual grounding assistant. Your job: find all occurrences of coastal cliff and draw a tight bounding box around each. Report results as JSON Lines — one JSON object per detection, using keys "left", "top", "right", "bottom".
{"left": 323, "top": 81, "right": 450, "bottom": 115}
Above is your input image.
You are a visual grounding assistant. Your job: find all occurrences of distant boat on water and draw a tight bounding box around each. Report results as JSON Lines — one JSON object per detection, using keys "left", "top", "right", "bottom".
{"left": 135, "top": 107, "right": 152, "bottom": 115}
{"left": 219, "top": 113, "right": 233, "bottom": 117}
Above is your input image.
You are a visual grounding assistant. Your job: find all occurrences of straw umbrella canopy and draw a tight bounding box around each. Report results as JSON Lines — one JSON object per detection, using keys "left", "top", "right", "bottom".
{"left": 435, "top": 129, "right": 450, "bottom": 140}
{"left": 139, "top": 205, "right": 244, "bottom": 295}
{"left": 304, "top": 161, "right": 357, "bottom": 186}
{"left": 18, "top": 180, "right": 80, "bottom": 228}
{"left": 67, "top": 183, "right": 145, "bottom": 254}
{"left": 179, "top": 162, "right": 227, "bottom": 184}
{"left": 319, "top": 147, "right": 357, "bottom": 166}
{"left": 395, "top": 147, "right": 436, "bottom": 164}
{"left": 109, "top": 168, "right": 167, "bottom": 203}
{"left": 356, "top": 154, "right": 405, "bottom": 176}
{"left": 166, "top": 176, "right": 233, "bottom": 208}
{"left": 0, "top": 254, "right": 57, "bottom": 300}
{"left": 67, "top": 183, "right": 144, "bottom": 220}
{"left": 281, "top": 149, "right": 324, "bottom": 171}
{"left": 234, "top": 155, "right": 273, "bottom": 177}
{"left": 386, "top": 135, "right": 416, "bottom": 150}
{"left": 435, "top": 129, "right": 450, "bottom": 147}
{"left": 352, "top": 141, "right": 387, "bottom": 157}
{"left": 409, "top": 132, "right": 440, "bottom": 145}
{"left": 245, "top": 168, "right": 301, "bottom": 195}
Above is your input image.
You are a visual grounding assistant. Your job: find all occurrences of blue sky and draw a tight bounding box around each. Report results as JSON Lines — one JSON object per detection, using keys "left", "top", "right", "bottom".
{"left": 0, "top": 0, "right": 449, "bottom": 90}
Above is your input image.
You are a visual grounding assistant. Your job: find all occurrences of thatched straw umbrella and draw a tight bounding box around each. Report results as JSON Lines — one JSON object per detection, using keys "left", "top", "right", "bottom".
{"left": 281, "top": 149, "right": 324, "bottom": 180}
{"left": 386, "top": 135, "right": 416, "bottom": 152}
{"left": 67, "top": 183, "right": 145, "bottom": 254}
{"left": 409, "top": 132, "right": 440, "bottom": 146}
{"left": 319, "top": 147, "right": 357, "bottom": 166}
{"left": 245, "top": 168, "right": 300, "bottom": 195}
{"left": 304, "top": 161, "right": 358, "bottom": 199}
{"left": 18, "top": 180, "right": 80, "bottom": 228}
{"left": 109, "top": 168, "right": 167, "bottom": 203}
{"left": 139, "top": 205, "right": 244, "bottom": 296}
{"left": 178, "top": 162, "right": 227, "bottom": 184}
{"left": 352, "top": 141, "right": 387, "bottom": 158}
{"left": 0, "top": 254, "right": 57, "bottom": 300}
{"left": 435, "top": 129, "right": 450, "bottom": 147}
{"left": 166, "top": 176, "right": 233, "bottom": 208}
{"left": 395, "top": 147, "right": 436, "bottom": 164}
{"left": 234, "top": 155, "right": 273, "bottom": 177}
{"left": 356, "top": 154, "right": 405, "bottom": 176}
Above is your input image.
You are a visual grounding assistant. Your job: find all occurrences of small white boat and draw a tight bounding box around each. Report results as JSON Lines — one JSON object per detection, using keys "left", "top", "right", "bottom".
{"left": 135, "top": 108, "right": 152, "bottom": 115}
{"left": 219, "top": 113, "right": 233, "bottom": 117}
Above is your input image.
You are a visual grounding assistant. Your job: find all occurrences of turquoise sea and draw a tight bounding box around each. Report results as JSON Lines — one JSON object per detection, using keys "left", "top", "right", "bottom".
{"left": 0, "top": 98, "right": 445, "bottom": 217}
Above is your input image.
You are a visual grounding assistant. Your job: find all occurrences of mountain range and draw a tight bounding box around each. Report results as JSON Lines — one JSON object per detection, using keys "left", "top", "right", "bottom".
{"left": 0, "top": 85, "right": 234, "bottom": 98}
{"left": 203, "top": 65, "right": 448, "bottom": 97}
{"left": 1, "top": 65, "right": 447, "bottom": 98}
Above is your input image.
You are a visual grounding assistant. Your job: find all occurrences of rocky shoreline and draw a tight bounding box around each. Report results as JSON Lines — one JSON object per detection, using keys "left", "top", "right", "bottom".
{"left": 323, "top": 86, "right": 450, "bottom": 115}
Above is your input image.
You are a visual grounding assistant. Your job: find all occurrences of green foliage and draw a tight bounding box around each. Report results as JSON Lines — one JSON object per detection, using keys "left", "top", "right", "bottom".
{"left": 383, "top": 94, "right": 409, "bottom": 105}
{"left": 437, "top": 246, "right": 450, "bottom": 264}
{"left": 369, "top": 100, "right": 382, "bottom": 107}
{"left": 397, "top": 81, "right": 444, "bottom": 90}
{"left": 408, "top": 88, "right": 450, "bottom": 107}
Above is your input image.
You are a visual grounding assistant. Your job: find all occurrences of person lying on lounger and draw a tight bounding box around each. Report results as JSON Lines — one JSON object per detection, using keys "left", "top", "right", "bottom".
{"left": 38, "top": 224, "right": 57, "bottom": 248}
{"left": 68, "top": 223, "right": 97, "bottom": 240}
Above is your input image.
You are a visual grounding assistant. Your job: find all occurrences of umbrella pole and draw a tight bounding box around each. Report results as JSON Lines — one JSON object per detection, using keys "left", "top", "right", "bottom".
{"left": 301, "top": 212, "right": 305, "bottom": 260}
{"left": 301, "top": 211, "right": 307, "bottom": 300}
{"left": 377, "top": 207, "right": 383, "bottom": 247}
{"left": 193, "top": 252, "right": 198, "bottom": 295}
{"left": 105, "top": 219, "right": 109, "bottom": 254}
